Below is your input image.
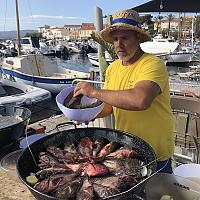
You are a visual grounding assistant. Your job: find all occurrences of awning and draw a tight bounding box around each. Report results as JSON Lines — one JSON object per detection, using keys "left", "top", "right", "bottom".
{"left": 132, "top": 0, "right": 200, "bottom": 13}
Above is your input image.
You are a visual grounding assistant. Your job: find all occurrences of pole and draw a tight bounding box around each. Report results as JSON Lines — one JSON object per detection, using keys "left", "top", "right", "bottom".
{"left": 95, "top": 6, "right": 104, "bottom": 82}
{"left": 15, "top": 0, "right": 21, "bottom": 56}
{"left": 94, "top": 6, "right": 114, "bottom": 129}
{"left": 191, "top": 16, "right": 194, "bottom": 52}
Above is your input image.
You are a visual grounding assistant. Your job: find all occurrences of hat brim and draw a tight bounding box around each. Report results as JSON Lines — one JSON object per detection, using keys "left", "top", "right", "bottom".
{"left": 100, "top": 24, "right": 151, "bottom": 44}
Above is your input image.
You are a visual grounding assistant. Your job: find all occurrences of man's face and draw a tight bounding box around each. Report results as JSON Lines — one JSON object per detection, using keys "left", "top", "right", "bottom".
{"left": 111, "top": 30, "right": 140, "bottom": 63}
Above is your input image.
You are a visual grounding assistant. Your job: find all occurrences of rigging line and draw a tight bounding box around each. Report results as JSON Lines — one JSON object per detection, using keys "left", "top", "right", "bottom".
{"left": 3, "top": 0, "right": 8, "bottom": 32}
{"left": 26, "top": 0, "right": 38, "bottom": 32}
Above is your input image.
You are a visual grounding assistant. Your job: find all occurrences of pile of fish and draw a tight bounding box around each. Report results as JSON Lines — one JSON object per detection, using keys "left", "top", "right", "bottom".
{"left": 29, "top": 137, "right": 144, "bottom": 199}
{"left": 64, "top": 90, "right": 102, "bottom": 109}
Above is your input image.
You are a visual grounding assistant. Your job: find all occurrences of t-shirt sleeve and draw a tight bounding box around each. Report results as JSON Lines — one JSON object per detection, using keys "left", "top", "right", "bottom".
{"left": 136, "top": 58, "right": 168, "bottom": 92}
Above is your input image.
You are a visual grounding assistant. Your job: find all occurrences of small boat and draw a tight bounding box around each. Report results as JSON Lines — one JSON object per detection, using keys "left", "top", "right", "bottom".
{"left": 140, "top": 34, "right": 179, "bottom": 54}
{"left": 0, "top": 75, "right": 51, "bottom": 106}
{"left": 176, "top": 71, "right": 200, "bottom": 81}
{"left": 87, "top": 52, "right": 113, "bottom": 66}
{"left": 1, "top": 54, "right": 89, "bottom": 93}
{"left": 67, "top": 42, "right": 82, "bottom": 53}
{"left": 188, "top": 64, "right": 200, "bottom": 71}
{"left": 166, "top": 51, "right": 199, "bottom": 66}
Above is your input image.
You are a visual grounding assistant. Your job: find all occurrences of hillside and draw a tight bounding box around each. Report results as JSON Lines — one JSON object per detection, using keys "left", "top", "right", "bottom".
{"left": 0, "top": 30, "right": 37, "bottom": 39}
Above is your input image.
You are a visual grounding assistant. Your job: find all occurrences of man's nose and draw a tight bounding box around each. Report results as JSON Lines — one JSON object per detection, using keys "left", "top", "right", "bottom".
{"left": 115, "top": 39, "right": 123, "bottom": 47}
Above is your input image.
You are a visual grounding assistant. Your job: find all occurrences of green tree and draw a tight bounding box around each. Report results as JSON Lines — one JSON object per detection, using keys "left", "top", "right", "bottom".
{"left": 25, "top": 32, "right": 43, "bottom": 39}
{"left": 154, "top": 15, "right": 163, "bottom": 33}
{"left": 153, "top": 16, "right": 159, "bottom": 33}
{"left": 148, "top": 24, "right": 156, "bottom": 36}
{"left": 140, "top": 14, "right": 153, "bottom": 25}
{"left": 165, "top": 14, "right": 175, "bottom": 36}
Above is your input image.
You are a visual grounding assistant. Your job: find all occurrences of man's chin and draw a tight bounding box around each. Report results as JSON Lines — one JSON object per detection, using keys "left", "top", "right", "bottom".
{"left": 119, "top": 56, "right": 132, "bottom": 62}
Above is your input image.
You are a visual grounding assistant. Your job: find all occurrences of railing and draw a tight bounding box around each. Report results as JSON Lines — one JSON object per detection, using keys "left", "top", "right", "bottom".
{"left": 172, "top": 109, "right": 200, "bottom": 164}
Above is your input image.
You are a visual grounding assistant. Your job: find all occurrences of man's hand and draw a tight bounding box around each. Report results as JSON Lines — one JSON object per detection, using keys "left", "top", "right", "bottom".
{"left": 73, "top": 82, "right": 98, "bottom": 98}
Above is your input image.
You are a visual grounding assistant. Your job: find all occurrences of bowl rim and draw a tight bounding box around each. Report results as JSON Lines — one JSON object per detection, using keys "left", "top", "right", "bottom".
{"left": 56, "top": 87, "right": 105, "bottom": 111}
{"left": 0, "top": 149, "right": 24, "bottom": 172}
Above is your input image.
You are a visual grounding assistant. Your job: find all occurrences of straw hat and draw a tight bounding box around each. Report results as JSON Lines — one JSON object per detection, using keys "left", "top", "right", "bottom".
{"left": 100, "top": 9, "right": 151, "bottom": 44}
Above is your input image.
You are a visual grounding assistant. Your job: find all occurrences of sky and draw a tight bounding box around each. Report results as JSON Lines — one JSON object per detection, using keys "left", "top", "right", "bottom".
{"left": 0, "top": 0, "right": 152, "bottom": 31}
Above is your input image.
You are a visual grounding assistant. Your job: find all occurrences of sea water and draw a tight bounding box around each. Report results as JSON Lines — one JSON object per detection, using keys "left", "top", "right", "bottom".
{"left": 52, "top": 54, "right": 190, "bottom": 75}
{"left": 55, "top": 53, "right": 192, "bottom": 76}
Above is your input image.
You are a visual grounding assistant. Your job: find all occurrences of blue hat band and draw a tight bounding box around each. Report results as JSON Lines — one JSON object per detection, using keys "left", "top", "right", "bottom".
{"left": 112, "top": 18, "right": 141, "bottom": 29}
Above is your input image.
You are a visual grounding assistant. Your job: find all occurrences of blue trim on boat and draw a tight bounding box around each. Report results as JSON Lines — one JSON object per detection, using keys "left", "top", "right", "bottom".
{"left": 0, "top": 67, "right": 86, "bottom": 84}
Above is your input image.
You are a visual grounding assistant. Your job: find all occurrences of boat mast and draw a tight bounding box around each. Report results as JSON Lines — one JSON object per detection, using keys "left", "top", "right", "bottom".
{"left": 191, "top": 16, "right": 194, "bottom": 52}
{"left": 15, "top": 0, "right": 21, "bottom": 56}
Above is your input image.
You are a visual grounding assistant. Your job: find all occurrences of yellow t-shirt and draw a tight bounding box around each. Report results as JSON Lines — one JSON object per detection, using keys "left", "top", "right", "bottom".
{"left": 103, "top": 53, "right": 174, "bottom": 161}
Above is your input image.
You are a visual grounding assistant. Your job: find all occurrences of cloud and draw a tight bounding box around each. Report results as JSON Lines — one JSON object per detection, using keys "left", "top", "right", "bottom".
{"left": 0, "top": 14, "right": 87, "bottom": 31}
{"left": 31, "top": 15, "right": 64, "bottom": 19}
{"left": 30, "top": 15, "right": 86, "bottom": 21}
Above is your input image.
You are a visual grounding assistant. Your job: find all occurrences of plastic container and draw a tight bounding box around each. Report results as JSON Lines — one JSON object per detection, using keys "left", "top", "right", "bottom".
{"left": 0, "top": 149, "right": 23, "bottom": 178}
{"left": 56, "top": 86, "right": 104, "bottom": 122}
{"left": 145, "top": 173, "right": 200, "bottom": 200}
{"left": 173, "top": 163, "right": 200, "bottom": 185}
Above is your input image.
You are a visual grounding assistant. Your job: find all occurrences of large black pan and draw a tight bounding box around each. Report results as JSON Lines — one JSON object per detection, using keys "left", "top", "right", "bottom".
{"left": 17, "top": 126, "right": 157, "bottom": 200}
{"left": 0, "top": 105, "right": 31, "bottom": 148}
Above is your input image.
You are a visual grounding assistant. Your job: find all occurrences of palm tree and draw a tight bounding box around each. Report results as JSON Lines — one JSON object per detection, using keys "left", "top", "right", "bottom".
{"left": 140, "top": 14, "right": 153, "bottom": 25}
{"left": 154, "top": 15, "right": 163, "bottom": 33}
{"left": 153, "top": 16, "right": 160, "bottom": 33}
{"left": 166, "top": 14, "right": 175, "bottom": 36}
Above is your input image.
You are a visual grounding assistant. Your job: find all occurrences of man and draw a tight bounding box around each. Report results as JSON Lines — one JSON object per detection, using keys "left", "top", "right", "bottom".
{"left": 73, "top": 9, "right": 174, "bottom": 173}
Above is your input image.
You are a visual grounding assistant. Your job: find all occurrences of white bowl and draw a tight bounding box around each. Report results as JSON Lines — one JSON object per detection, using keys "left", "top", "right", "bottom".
{"left": 173, "top": 163, "right": 200, "bottom": 185}
{"left": 173, "top": 163, "right": 200, "bottom": 178}
{"left": 56, "top": 86, "right": 104, "bottom": 122}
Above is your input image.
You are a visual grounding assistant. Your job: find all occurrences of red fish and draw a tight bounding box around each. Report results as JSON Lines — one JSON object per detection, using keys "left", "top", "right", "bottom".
{"left": 107, "top": 147, "right": 137, "bottom": 159}
{"left": 98, "top": 141, "right": 120, "bottom": 157}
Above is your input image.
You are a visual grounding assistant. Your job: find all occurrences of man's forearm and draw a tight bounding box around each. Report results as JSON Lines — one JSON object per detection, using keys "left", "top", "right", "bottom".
{"left": 93, "top": 88, "right": 143, "bottom": 111}
{"left": 96, "top": 103, "right": 113, "bottom": 118}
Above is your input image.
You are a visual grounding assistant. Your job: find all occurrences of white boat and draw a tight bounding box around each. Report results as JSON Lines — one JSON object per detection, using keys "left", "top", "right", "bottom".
{"left": 67, "top": 42, "right": 81, "bottom": 53}
{"left": 87, "top": 52, "right": 113, "bottom": 66}
{"left": 175, "top": 70, "right": 200, "bottom": 81}
{"left": 140, "top": 34, "right": 179, "bottom": 54}
{"left": 1, "top": 54, "right": 89, "bottom": 93}
{"left": 166, "top": 51, "right": 199, "bottom": 65}
{"left": 0, "top": 75, "right": 51, "bottom": 106}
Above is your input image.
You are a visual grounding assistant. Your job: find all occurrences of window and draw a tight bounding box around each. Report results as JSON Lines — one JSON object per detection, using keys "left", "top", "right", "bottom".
{"left": 21, "top": 39, "right": 31, "bottom": 44}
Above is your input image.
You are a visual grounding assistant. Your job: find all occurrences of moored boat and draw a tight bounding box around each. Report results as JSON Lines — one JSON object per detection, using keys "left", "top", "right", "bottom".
{"left": 0, "top": 75, "right": 51, "bottom": 106}
{"left": 140, "top": 34, "right": 179, "bottom": 54}
{"left": 87, "top": 52, "right": 113, "bottom": 67}
{"left": 1, "top": 54, "right": 89, "bottom": 93}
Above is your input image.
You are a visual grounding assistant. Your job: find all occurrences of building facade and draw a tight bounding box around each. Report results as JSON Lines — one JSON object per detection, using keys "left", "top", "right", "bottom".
{"left": 38, "top": 23, "right": 96, "bottom": 40}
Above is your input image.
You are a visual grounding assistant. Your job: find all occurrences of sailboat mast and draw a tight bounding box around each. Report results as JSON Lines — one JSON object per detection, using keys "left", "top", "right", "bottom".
{"left": 191, "top": 16, "right": 194, "bottom": 52}
{"left": 15, "top": 0, "right": 21, "bottom": 56}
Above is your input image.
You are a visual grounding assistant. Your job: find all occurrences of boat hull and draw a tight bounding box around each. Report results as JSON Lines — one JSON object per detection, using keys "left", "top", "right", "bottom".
{"left": 1, "top": 68, "right": 86, "bottom": 94}
{"left": 140, "top": 41, "right": 179, "bottom": 54}
{"left": 166, "top": 52, "right": 199, "bottom": 64}
{"left": 0, "top": 77, "right": 51, "bottom": 106}
{"left": 87, "top": 53, "right": 112, "bottom": 66}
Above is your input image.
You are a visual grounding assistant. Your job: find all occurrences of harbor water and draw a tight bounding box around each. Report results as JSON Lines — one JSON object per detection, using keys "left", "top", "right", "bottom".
{"left": 57, "top": 53, "right": 193, "bottom": 75}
